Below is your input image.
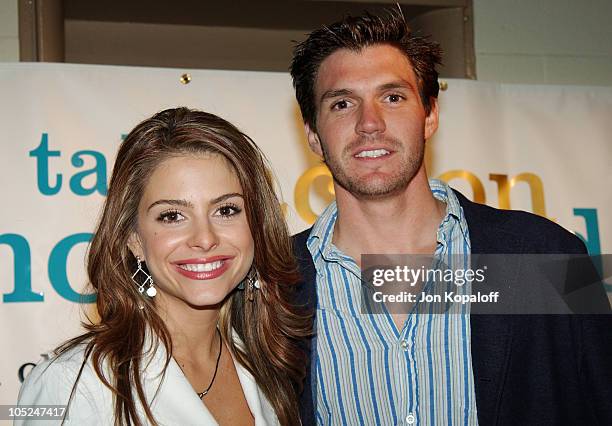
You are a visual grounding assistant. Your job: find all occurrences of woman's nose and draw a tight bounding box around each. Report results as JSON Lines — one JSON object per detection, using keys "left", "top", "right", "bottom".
{"left": 187, "top": 219, "right": 219, "bottom": 251}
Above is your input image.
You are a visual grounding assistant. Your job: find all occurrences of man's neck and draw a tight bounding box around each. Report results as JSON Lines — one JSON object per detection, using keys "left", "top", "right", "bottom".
{"left": 332, "top": 174, "right": 446, "bottom": 262}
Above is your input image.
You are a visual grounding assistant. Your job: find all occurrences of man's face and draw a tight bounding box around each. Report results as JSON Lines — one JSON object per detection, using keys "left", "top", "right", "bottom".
{"left": 306, "top": 44, "right": 438, "bottom": 199}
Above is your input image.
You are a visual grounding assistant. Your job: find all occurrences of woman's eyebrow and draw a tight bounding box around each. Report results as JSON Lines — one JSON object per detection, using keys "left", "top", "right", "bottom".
{"left": 210, "top": 193, "right": 244, "bottom": 204}
{"left": 147, "top": 199, "right": 193, "bottom": 211}
{"left": 147, "top": 193, "right": 244, "bottom": 212}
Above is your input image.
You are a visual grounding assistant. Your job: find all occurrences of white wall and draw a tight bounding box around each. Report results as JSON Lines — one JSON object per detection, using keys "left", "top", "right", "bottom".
{"left": 2, "top": 0, "right": 612, "bottom": 86}
{"left": 474, "top": 0, "right": 612, "bottom": 86}
{"left": 0, "top": 0, "right": 18, "bottom": 62}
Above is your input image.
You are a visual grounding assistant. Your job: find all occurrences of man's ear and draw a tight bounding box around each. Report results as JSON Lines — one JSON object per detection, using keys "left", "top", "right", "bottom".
{"left": 127, "top": 233, "right": 144, "bottom": 260}
{"left": 305, "top": 123, "right": 323, "bottom": 157}
{"left": 424, "top": 97, "right": 439, "bottom": 140}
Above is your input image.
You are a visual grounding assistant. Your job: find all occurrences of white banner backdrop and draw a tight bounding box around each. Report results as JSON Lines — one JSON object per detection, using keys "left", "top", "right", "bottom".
{"left": 0, "top": 63, "right": 610, "bottom": 407}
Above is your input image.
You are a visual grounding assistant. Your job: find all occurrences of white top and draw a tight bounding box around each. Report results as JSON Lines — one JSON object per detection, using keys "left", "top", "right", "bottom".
{"left": 16, "top": 338, "right": 279, "bottom": 426}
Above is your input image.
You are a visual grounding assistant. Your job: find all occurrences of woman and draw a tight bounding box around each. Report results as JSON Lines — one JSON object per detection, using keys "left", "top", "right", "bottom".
{"left": 17, "top": 108, "right": 309, "bottom": 425}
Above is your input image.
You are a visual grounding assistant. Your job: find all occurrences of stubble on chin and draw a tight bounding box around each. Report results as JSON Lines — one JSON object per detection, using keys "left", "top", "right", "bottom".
{"left": 320, "top": 137, "right": 425, "bottom": 199}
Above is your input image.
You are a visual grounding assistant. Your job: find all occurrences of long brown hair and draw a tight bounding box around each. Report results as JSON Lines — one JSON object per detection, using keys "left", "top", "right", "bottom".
{"left": 57, "top": 107, "right": 309, "bottom": 425}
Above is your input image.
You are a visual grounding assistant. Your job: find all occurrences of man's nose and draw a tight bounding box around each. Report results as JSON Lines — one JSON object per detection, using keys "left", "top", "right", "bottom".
{"left": 356, "top": 100, "right": 386, "bottom": 135}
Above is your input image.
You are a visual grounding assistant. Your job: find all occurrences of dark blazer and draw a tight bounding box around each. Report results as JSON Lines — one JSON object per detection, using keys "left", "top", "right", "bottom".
{"left": 293, "top": 190, "right": 612, "bottom": 426}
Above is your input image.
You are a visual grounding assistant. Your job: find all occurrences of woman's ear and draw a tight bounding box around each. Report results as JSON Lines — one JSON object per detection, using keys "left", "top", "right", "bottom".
{"left": 127, "top": 233, "right": 144, "bottom": 260}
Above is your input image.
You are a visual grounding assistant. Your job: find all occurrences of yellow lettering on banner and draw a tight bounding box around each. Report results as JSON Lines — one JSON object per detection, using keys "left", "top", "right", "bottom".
{"left": 510, "top": 173, "right": 547, "bottom": 218}
{"left": 489, "top": 173, "right": 550, "bottom": 219}
{"left": 294, "top": 168, "right": 550, "bottom": 223}
{"left": 489, "top": 174, "right": 511, "bottom": 208}
{"left": 437, "top": 170, "right": 486, "bottom": 204}
{"left": 294, "top": 165, "right": 334, "bottom": 224}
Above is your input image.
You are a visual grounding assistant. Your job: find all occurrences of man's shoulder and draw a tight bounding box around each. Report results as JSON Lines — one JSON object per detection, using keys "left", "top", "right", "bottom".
{"left": 291, "top": 228, "right": 317, "bottom": 307}
{"left": 291, "top": 190, "right": 587, "bottom": 255}
{"left": 461, "top": 194, "right": 569, "bottom": 235}
{"left": 453, "top": 189, "right": 586, "bottom": 254}
{"left": 291, "top": 227, "right": 315, "bottom": 279}
{"left": 292, "top": 228, "right": 312, "bottom": 252}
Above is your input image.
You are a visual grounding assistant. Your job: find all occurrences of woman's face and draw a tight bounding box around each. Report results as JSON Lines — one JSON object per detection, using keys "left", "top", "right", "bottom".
{"left": 128, "top": 153, "right": 254, "bottom": 310}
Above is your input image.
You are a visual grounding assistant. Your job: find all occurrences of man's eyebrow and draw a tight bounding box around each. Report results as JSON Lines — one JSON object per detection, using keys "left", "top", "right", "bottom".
{"left": 320, "top": 88, "right": 352, "bottom": 103}
{"left": 320, "top": 82, "right": 413, "bottom": 103}
{"left": 378, "top": 81, "right": 412, "bottom": 91}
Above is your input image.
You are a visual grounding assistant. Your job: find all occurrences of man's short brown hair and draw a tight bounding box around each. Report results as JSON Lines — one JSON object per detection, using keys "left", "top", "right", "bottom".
{"left": 290, "top": 9, "right": 442, "bottom": 130}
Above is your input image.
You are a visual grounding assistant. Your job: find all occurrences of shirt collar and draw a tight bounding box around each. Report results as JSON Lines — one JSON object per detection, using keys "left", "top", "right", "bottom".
{"left": 429, "top": 179, "right": 470, "bottom": 247}
{"left": 307, "top": 179, "right": 470, "bottom": 257}
{"left": 307, "top": 201, "right": 339, "bottom": 261}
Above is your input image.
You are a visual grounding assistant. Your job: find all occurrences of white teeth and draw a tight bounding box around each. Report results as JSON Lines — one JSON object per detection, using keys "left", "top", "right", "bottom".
{"left": 179, "top": 261, "right": 223, "bottom": 272}
{"left": 355, "top": 149, "right": 390, "bottom": 158}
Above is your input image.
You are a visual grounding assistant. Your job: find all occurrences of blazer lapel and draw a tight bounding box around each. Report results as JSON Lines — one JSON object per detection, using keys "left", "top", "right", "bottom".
{"left": 294, "top": 228, "right": 318, "bottom": 426}
{"left": 147, "top": 340, "right": 278, "bottom": 425}
{"left": 456, "top": 191, "right": 524, "bottom": 426}
{"left": 143, "top": 343, "right": 218, "bottom": 425}
{"left": 233, "top": 360, "right": 278, "bottom": 425}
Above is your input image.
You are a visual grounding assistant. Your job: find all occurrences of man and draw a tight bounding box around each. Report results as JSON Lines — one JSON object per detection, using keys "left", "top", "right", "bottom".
{"left": 289, "top": 10, "right": 611, "bottom": 426}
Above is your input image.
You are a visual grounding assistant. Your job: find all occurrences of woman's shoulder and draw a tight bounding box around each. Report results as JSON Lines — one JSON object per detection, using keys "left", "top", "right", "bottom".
{"left": 40, "top": 343, "right": 91, "bottom": 371}
{"left": 17, "top": 343, "right": 113, "bottom": 423}
{"left": 19, "top": 344, "right": 88, "bottom": 398}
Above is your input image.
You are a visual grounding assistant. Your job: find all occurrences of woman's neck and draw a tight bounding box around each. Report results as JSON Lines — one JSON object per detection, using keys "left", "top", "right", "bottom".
{"left": 156, "top": 294, "right": 221, "bottom": 362}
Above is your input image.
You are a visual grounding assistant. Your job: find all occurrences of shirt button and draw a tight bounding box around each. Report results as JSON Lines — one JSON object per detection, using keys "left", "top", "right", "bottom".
{"left": 406, "top": 413, "right": 416, "bottom": 424}
{"left": 400, "top": 340, "right": 409, "bottom": 351}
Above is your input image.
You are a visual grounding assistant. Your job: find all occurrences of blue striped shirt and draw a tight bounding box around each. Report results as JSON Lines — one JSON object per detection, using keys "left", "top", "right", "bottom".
{"left": 308, "top": 180, "right": 479, "bottom": 426}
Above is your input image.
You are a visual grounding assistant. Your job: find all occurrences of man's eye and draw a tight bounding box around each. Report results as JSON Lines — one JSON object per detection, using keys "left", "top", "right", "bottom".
{"left": 332, "top": 100, "right": 350, "bottom": 110}
{"left": 387, "top": 94, "right": 404, "bottom": 103}
{"left": 157, "top": 210, "right": 185, "bottom": 223}
{"left": 216, "top": 204, "right": 242, "bottom": 218}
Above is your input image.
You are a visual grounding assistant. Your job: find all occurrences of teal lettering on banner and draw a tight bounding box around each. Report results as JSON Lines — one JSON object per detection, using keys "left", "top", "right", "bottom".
{"left": 574, "top": 208, "right": 601, "bottom": 255}
{"left": 573, "top": 208, "right": 610, "bottom": 292}
{"left": 48, "top": 233, "right": 96, "bottom": 303}
{"left": 69, "top": 150, "right": 108, "bottom": 196}
{"left": 0, "top": 233, "right": 43, "bottom": 302}
{"left": 29, "top": 133, "right": 62, "bottom": 195}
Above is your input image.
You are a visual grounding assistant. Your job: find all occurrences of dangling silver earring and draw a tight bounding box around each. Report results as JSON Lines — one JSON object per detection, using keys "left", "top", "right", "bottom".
{"left": 247, "top": 268, "right": 261, "bottom": 301}
{"left": 250, "top": 272, "right": 261, "bottom": 290}
{"left": 132, "top": 257, "right": 156, "bottom": 297}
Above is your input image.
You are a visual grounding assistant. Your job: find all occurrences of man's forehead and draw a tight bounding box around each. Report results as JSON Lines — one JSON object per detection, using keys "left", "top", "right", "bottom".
{"left": 314, "top": 44, "right": 418, "bottom": 98}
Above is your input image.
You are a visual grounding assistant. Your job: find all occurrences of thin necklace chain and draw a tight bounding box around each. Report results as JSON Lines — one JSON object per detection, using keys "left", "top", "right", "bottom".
{"left": 197, "top": 328, "right": 223, "bottom": 399}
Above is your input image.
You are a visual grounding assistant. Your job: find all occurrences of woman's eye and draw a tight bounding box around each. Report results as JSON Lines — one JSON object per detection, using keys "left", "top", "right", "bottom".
{"left": 157, "top": 210, "right": 185, "bottom": 223}
{"left": 216, "top": 204, "right": 242, "bottom": 218}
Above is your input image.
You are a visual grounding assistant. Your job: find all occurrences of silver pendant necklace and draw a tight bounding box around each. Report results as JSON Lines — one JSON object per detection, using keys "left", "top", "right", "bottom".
{"left": 197, "top": 328, "right": 222, "bottom": 399}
